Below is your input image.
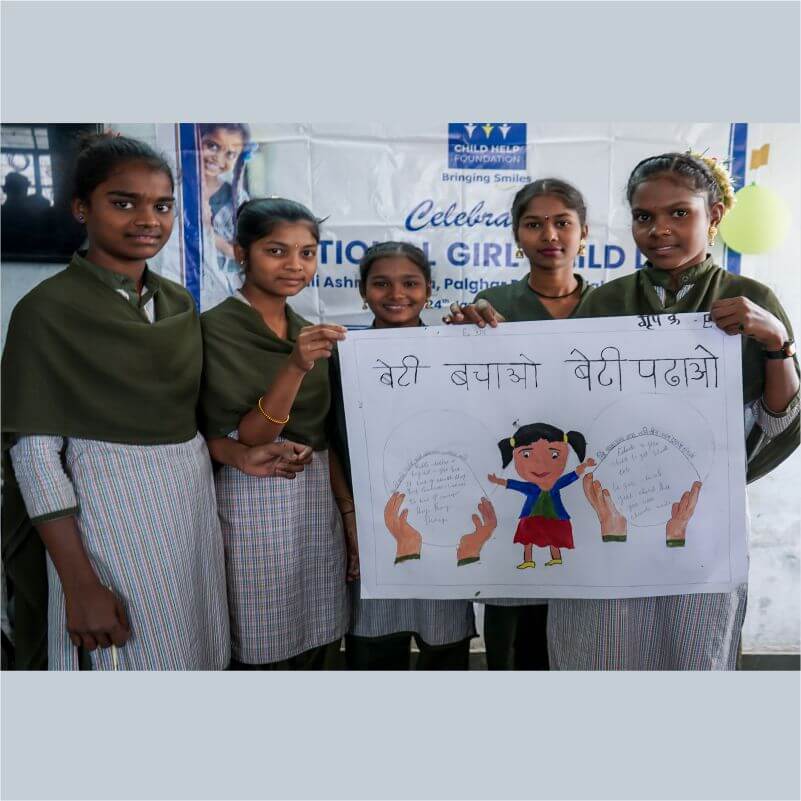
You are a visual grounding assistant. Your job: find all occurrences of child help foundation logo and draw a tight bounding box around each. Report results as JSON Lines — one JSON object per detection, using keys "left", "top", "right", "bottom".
{"left": 447, "top": 123, "right": 527, "bottom": 170}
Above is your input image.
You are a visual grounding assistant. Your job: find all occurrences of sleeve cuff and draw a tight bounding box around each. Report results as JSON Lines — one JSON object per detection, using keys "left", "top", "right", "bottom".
{"left": 30, "top": 506, "right": 79, "bottom": 526}
{"left": 760, "top": 391, "right": 800, "bottom": 419}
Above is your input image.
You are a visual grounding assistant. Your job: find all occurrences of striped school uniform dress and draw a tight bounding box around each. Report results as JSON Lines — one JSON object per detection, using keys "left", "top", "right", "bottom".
{"left": 215, "top": 438, "right": 349, "bottom": 664}
{"left": 349, "top": 594, "right": 476, "bottom": 646}
{"left": 547, "top": 263, "right": 800, "bottom": 671}
{"left": 12, "top": 434, "right": 230, "bottom": 671}
{"left": 547, "top": 385, "right": 799, "bottom": 670}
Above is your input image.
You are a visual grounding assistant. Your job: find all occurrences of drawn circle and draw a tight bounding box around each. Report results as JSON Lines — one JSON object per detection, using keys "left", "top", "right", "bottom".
{"left": 588, "top": 396, "right": 714, "bottom": 527}
{"left": 382, "top": 410, "right": 497, "bottom": 547}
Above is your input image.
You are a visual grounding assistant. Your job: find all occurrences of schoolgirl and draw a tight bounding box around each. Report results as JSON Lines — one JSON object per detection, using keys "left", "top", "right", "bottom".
{"left": 2, "top": 134, "right": 230, "bottom": 669}
{"left": 444, "top": 178, "right": 595, "bottom": 670}
{"left": 199, "top": 197, "right": 351, "bottom": 669}
{"left": 330, "top": 241, "right": 477, "bottom": 669}
{"left": 547, "top": 152, "right": 799, "bottom": 670}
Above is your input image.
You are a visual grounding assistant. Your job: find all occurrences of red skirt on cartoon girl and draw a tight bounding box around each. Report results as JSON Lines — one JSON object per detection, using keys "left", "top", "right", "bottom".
{"left": 513, "top": 516, "right": 575, "bottom": 549}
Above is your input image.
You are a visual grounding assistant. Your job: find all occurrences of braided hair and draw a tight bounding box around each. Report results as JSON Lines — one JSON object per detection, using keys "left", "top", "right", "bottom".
{"left": 626, "top": 151, "right": 736, "bottom": 215}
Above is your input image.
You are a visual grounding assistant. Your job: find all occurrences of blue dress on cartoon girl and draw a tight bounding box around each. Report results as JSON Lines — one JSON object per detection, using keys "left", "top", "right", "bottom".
{"left": 507, "top": 472, "right": 580, "bottom": 550}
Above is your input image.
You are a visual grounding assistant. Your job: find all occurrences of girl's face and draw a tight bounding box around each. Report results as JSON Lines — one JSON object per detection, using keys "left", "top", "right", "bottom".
{"left": 201, "top": 128, "right": 245, "bottom": 178}
{"left": 73, "top": 161, "right": 175, "bottom": 264}
{"left": 236, "top": 221, "right": 318, "bottom": 298}
{"left": 630, "top": 175, "right": 724, "bottom": 272}
{"left": 363, "top": 256, "right": 431, "bottom": 328}
{"left": 513, "top": 439, "right": 569, "bottom": 490}
{"left": 516, "top": 194, "right": 587, "bottom": 272}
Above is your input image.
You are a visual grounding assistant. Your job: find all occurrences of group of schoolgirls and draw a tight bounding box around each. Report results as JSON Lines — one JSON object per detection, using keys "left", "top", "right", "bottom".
{"left": 2, "top": 133, "right": 797, "bottom": 671}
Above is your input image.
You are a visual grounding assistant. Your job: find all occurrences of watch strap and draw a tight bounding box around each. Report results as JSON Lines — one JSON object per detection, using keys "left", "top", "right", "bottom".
{"left": 764, "top": 340, "right": 796, "bottom": 360}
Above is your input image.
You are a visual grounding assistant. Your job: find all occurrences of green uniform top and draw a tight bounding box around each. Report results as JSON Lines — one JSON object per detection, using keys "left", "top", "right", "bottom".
{"left": 579, "top": 257, "right": 799, "bottom": 483}
{"left": 474, "top": 272, "right": 594, "bottom": 322}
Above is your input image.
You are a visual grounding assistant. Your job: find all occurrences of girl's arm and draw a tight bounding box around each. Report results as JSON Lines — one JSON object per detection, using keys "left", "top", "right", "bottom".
{"left": 36, "top": 517, "right": 131, "bottom": 650}
{"left": 10, "top": 436, "right": 130, "bottom": 651}
{"left": 237, "top": 324, "right": 346, "bottom": 446}
{"left": 329, "top": 447, "right": 359, "bottom": 581}
{"left": 207, "top": 436, "right": 312, "bottom": 479}
{"left": 762, "top": 355, "right": 799, "bottom": 415}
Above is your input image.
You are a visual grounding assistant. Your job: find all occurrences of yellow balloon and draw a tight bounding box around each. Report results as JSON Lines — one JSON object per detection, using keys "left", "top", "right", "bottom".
{"left": 719, "top": 183, "right": 791, "bottom": 254}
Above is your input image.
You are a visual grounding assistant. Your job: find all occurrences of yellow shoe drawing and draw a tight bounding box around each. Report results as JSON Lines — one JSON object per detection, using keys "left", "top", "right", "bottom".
{"left": 516, "top": 560, "right": 536, "bottom": 569}
{"left": 544, "top": 558, "right": 563, "bottom": 567}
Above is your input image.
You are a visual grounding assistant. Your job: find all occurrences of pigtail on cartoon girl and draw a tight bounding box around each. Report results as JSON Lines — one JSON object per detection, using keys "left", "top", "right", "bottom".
{"left": 488, "top": 423, "right": 596, "bottom": 569}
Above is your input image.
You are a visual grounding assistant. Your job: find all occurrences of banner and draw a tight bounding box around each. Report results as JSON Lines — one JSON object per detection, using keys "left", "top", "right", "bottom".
{"left": 338, "top": 314, "right": 748, "bottom": 600}
{"left": 153, "top": 123, "right": 748, "bottom": 318}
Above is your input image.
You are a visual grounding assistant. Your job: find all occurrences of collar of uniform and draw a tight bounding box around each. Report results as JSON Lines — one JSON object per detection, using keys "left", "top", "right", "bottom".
{"left": 72, "top": 250, "right": 160, "bottom": 306}
{"left": 641, "top": 255, "right": 716, "bottom": 290}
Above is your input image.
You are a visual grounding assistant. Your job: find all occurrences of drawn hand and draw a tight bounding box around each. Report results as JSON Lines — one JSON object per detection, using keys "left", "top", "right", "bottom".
{"left": 341, "top": 511, "right": 360, "bottom": 581}
{"left": 709, "top": 297, "right": 788, "bottom": 350}
{"left": 666, "top": 481, "right": 703, "bottom": 547}
{"left": 383, "top": 492, "right": 423, "bottom": 564}
{"left": 576, "top": 458, "right": 597, "bottom": 476}
{"left": 289, "top": 324, "right": 347, "bottom": 373}
{"left": 457, "top": 497, "right": 498, "bottom": 565}
{"left": 583, "top": 473, "right": 628, "bottom": 542}
{"left": 487, "top": 472, "right": 507, "bottom": 487}
{"left": 442, "top": 299, "right": 506, "bottom": 328}
{"left": 237, "top": 441, "right": 313, "bottom": 479}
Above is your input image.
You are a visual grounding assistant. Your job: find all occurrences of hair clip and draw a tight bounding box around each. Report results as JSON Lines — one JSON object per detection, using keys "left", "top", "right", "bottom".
{"left": 510, "top": 437, "right": 516, "bottom": 447}
{"left": 563, "top": 433, "right": 569, "bottom": 443}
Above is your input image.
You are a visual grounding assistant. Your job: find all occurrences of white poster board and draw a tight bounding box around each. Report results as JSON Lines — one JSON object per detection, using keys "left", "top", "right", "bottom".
{"left": 339, "top": 314, "right": 747, "bottom": 599}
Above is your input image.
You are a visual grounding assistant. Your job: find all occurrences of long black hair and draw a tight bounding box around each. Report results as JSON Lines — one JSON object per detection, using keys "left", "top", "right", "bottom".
{"left": 498, "top": 422, "right": 586, "bottom": 468}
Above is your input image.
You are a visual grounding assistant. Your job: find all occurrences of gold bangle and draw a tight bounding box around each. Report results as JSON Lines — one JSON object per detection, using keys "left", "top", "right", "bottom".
{"left": 257, "top": 396, "right": 289, "bottom": 425}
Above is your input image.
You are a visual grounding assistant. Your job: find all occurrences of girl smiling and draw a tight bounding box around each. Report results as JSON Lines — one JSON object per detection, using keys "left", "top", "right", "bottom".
{"left": 330, "top": 242, "right": 478, "bottom": 670}
{"left": 200, "top": 197, "right": 351, "bottom": 669}
{"left": 548, "top": 151, "right": 799, "bottom": 670}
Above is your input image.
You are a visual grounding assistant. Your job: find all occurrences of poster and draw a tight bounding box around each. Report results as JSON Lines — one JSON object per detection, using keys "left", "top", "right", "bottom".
{"left": 153, "top": 123, "right": 749, "bottom": 316}
{"left": 338, "top": 313, "right": 748, "bottom": 600}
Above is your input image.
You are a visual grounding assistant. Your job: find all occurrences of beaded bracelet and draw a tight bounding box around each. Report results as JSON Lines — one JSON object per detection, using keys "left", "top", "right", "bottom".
{"left": 257, "top": 396, "right": 289, "bottom": 425}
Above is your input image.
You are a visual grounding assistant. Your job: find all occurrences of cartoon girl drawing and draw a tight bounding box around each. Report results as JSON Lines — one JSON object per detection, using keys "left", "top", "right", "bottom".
{"left": 488, "top": 422, "right": 596, "bottom": 569}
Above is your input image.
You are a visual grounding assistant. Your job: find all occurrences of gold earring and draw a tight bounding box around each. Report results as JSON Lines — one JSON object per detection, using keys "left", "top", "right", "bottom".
{"left": 578, "top": 240, "right": 586, "bottom": 256}
{"left": 515, "top": 246, "right": 524, "bottom": 260}
{"left": 708, "top": 225, "right": 718, "bottom": 246}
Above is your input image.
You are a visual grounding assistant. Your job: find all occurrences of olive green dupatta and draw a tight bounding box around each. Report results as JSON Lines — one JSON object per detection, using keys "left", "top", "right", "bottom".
{"left": 199, "top": 297, "right": 330, "bottom": 450}
{"left": 579, "top": 257, "right": 799, "bottom": 482}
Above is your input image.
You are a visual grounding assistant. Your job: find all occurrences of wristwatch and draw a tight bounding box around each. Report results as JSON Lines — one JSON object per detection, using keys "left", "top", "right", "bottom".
{"left": 764, "top": 340, "right": 796, "bottom": 359}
